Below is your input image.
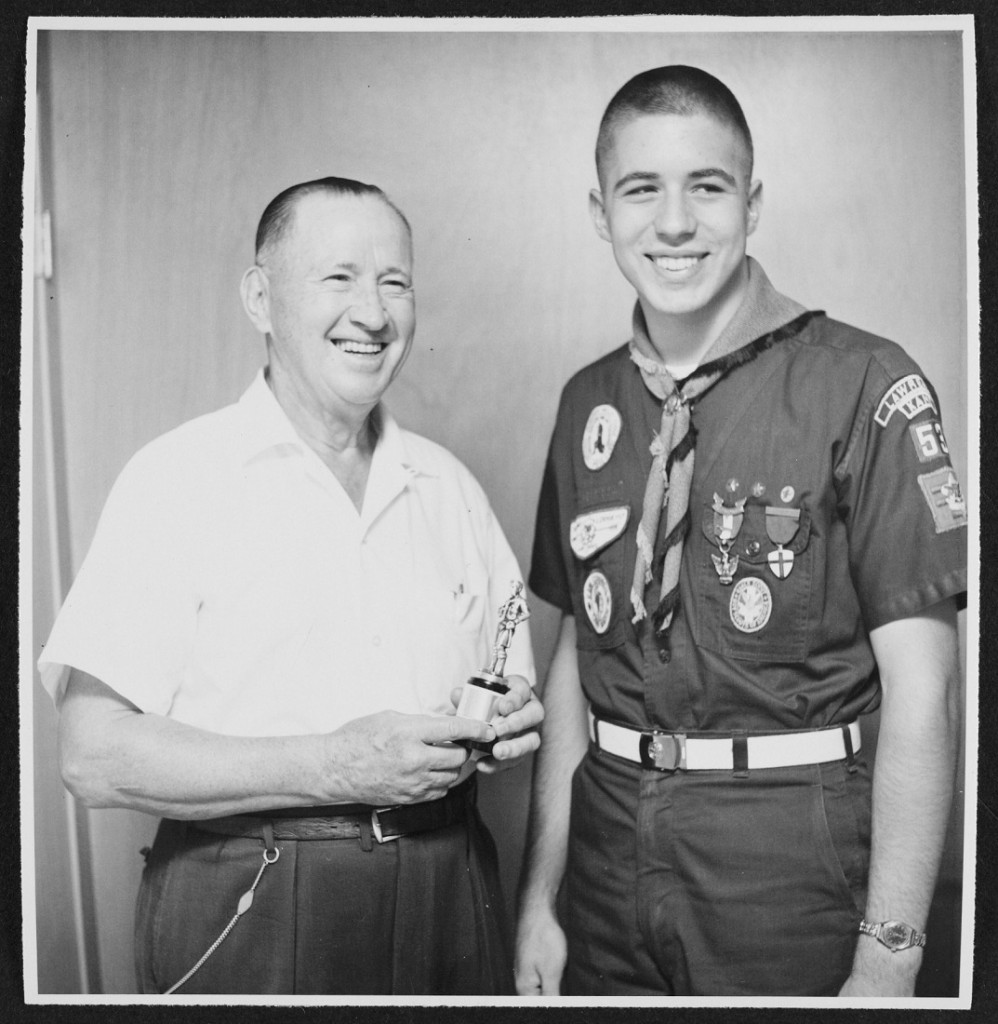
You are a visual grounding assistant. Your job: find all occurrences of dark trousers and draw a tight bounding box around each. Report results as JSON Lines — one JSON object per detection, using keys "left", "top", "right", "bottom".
{"left": 135, "top": 803, "right": 513, "bottom": 995}
{"left": 563, "top": 747, "right": 872, "bottom": 996}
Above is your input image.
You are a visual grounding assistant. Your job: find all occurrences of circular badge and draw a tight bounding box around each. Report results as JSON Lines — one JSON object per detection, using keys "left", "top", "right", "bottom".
{"left": 582, "top": 405, "right": 622, "bottom": 471}
{"left": 729, "top": 576, "right": 772, "bottom": 633}
{"left": 583, "top": 570, "right": 613, "bottom": 634}
{"left": 780, "top": 485, "right": 795, "bottom": 503}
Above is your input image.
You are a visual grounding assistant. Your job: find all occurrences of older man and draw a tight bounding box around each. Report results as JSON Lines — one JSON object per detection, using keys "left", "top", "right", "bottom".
{"left": 40, "top": 177, "right": 542, "bottom": 995}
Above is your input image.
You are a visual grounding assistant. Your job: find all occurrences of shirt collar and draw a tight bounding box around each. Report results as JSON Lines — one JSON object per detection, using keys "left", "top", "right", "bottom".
{"left": 631, "top": 256, "right": 809, "bottom": 371}
{"left": 234, "top": 369, "right": 437, "bottom": 479}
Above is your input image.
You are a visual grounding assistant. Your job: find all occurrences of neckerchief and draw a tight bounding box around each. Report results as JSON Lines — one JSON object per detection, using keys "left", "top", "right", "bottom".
{"left": 628, "top": 258, "right": 815, "bottom": 633}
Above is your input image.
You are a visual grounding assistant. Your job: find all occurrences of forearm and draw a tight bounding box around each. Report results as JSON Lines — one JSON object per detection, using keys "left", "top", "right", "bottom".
{"left": 846, "top": 602, "right": 960, "bottom": 992}
{"left": 58, "top": 670, "right": 492, "bottom": 819}
{"left": 60, "top": 701, "right": 334, "bottom": 819}
{"left": 518, "top": 616, "right": 588, "bottom": 911}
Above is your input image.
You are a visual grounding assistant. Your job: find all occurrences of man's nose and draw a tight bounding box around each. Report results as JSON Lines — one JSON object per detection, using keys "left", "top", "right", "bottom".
{"left": 348, "top": 286, "right": 388, "bottom": 331}
{"left": 653, "top": 193, "right": 696, "bottom": 241}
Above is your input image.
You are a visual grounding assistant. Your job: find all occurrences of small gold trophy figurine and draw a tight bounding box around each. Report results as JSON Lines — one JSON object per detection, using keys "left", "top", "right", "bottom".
{"left": 457, "top": 581, "right": 530, "bottom": 752}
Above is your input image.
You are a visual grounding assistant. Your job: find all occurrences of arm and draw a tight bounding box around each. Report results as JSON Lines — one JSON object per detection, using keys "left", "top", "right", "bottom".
{"left": 58, "top": 669, "right": 498, "bottom": 820}
{"left": 514, "top": 614, "right": 589, "bottom": 996}
{"left": 839, "top": 598, "right": 961, "bottom": 996}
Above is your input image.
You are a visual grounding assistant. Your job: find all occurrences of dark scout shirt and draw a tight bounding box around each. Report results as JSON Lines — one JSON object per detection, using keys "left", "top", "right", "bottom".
{"left": 530, "top": 314, "right": 968, "bottom": 733}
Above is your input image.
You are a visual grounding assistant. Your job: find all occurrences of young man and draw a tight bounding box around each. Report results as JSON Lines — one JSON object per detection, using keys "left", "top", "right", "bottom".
{"left": 41, "top": 177, "right": 543, "bottom": 995}
{"left": 516, "top": 66, "right": 966, "bottom": 997}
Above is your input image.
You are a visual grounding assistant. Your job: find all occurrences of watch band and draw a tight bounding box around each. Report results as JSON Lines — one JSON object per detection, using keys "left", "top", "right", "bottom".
{"left": 858, "top": 918, "right": 927, "bottom": 952}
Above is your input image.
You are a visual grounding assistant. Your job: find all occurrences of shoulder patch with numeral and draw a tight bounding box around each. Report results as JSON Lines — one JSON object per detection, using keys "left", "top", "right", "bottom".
{"left": 909, "top": 420, "right": 950, "bottom": 463}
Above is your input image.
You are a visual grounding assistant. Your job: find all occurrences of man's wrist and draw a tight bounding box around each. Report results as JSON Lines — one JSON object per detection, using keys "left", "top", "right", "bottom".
{"left": 852, "top": 927, "right": 924, "bottom": 984}
{"left": 858, "top": 918, "right": 926, "bottom": 954}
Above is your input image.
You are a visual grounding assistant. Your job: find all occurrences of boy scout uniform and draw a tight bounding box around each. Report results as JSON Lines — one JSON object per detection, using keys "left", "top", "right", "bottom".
{"left": 530, "top": 260, "right": 967, "bottom": 995}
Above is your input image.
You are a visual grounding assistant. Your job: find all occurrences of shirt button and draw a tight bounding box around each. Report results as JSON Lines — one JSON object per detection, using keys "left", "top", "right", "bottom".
{"left": 372, "top": 635, "right": 382, "bottom": 647}
{"left": 658, "top": 647, "right": 671, "bottom": 663}
{"left": 746, "top": 540, "right": 761, "bottom": 555}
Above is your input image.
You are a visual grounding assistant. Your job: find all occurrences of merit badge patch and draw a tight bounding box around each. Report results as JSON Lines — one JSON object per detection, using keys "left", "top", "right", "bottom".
{"left": 918, "top": 467, "right": 968, "bottom": 533}
{"left": 909, "top": 420, "right": 950, "bottom": 464}
{"left": 583, "top": 570, "right": 613, "bottom": 634}
{"left": 582, "top": 405, "right": 622, "bottom": 471}
{"left": 570, "top": 506, "right": 630, "bottom": 560}
{"left": 729, "top": 577, "right": 773, "bottom": 634}
{"left": 874, "top": 374, "right": 937, "bottom": 427}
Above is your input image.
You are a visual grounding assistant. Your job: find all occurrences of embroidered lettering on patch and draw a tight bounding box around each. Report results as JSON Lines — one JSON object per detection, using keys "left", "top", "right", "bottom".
{"left": 917, "top": 467, "right": 968, "bottom": 533}
{"left": 729, "top": 577, "right": 772, "bottom": 633}
{"left": 874, "top": 374, "right": 937, "bottom": 427}
{"left": 908, "top": 421, "right": 950, "bottom": 463}
{"left": 570, "top": 506, "right": 630, "bottom": 560}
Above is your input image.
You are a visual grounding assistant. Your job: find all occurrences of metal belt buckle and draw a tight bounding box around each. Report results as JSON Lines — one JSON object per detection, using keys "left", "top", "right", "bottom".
{"left": 640, "top": 731, "right": 687, "bottom": 771}
{"left": 370, "top": 808, "right": 401, "bottom": 844}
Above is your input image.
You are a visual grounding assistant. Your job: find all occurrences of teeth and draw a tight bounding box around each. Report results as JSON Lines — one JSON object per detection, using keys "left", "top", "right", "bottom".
{"left": 653, "top": 255, "right": 700, "bottom": 271}
{"left": 338, "top": 341, "right": 384, "bottom": 354}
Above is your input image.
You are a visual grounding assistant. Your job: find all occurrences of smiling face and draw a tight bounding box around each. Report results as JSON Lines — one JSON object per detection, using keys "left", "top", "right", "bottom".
{"left": 241, "top": 191, "right": 415, "bottom": 434}
{"left": 591, "top": 111, "right": 761, "bottom": 348}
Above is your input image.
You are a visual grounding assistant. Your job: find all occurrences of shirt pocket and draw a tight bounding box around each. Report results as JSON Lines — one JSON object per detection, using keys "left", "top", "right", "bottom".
{"left": 570, "top": 499, "right": 631, "bottom": 652}
{"left": 412, "top": 561, "right": 490, "bottom": 640}
{"left": 694, "top": 502, "right": 814, "bottom": 662}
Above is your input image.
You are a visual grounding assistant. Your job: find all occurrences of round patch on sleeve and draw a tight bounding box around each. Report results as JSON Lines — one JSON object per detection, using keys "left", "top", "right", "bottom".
{"left": 583, "top": 570, "right": 613, "bottom": 634}
{"left": 729, "top": 577, "right": 772, "bottom": 633}
{"left": 582, "top": 405, "right": 622, "bottom": 471}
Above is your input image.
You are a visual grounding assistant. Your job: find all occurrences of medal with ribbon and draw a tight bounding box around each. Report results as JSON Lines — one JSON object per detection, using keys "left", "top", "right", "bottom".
{"left": 765, "top": 506, "right": 800, "bottom": 579}
{"left": 711, "top": 493, "right": 746, "bottom": 585}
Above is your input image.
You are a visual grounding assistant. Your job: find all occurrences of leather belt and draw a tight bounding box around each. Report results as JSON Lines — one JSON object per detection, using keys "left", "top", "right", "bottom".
{"left": 191, "top": 777, "right": 474, "bottom": 844}
{"left": 589, "top": 710, "right": 861, "bottom": 771}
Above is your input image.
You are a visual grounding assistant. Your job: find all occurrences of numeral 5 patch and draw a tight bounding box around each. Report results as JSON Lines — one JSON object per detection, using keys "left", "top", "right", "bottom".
{"left": 909, "top": 420, "right": 950, "bottom": 463}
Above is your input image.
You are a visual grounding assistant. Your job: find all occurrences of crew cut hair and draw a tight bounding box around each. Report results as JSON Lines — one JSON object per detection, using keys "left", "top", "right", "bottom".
{"left": 596, "top": 65, "right": 754, "bottom": 186}
{"left": 254, "top": 176, "right": 411, "bottom": 265}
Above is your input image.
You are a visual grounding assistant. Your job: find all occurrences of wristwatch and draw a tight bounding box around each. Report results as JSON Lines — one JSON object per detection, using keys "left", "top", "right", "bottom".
{"left": 858, "top": 919, "right": 927, "bottom": 952}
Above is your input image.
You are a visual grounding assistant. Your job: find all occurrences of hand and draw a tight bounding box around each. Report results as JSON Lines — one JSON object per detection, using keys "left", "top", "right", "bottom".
{"left": 326, "top": 710, "right": 495, "bottom": 806}
{"left": 838, "top": 941, "right": 921, "bottom": 997}
{"left": 514, "top": 901, "right": 566, "bottom": 995}
{"left": 450, "top": 675, "right": 544, "bottom": 774}
{"left": 838, "top": 969, "right": 918, "bottom": 998}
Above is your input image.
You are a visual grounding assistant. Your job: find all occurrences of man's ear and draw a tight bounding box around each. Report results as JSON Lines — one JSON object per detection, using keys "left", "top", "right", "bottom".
{"left": 589, "top": 188, "right": 612, "bottom": 243}
{"left": 746, "top": 179, "right": 763, "bottom": 237}
{"left": 240, "top": 265, "right": 272, "bottom": 335}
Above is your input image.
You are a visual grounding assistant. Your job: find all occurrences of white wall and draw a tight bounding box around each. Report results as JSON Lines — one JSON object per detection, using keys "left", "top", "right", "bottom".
{"left": 32, "top": 25, "right": 970, "bottom": 994}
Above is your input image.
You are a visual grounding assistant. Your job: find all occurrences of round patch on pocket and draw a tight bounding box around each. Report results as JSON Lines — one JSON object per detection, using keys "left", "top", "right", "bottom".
{"left": 729, "top": 576, "right": 772, "bottom": 633}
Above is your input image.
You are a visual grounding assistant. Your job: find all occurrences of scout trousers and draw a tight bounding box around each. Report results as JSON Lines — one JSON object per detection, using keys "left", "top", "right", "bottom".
{"left": 563, "top": 746, "right": 872, "bottom": 996}
{"left": 134, "top": 801, "right": 513, "bottom": 995}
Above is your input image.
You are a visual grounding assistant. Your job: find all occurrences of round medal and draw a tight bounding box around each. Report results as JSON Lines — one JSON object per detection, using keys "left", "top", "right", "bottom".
{"left": 583, "top": 570, "right": 613, "bottom": 634}
{"left": 582, "top": 405, "right": 622, "bottom": 471}
{"left": 729, "top": 576, "right": 772, "bottom": 633}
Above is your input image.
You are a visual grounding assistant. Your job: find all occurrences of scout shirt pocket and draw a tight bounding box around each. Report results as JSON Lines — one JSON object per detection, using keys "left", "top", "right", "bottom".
{"left": 695, "top": 502, "right": 814, "bottom": 662}
{"left": 570, "top": 500, "right": 631, "bottom": 651}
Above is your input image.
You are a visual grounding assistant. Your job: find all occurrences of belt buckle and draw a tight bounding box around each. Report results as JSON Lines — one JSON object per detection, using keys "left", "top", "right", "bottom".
{"left": 640, "top": 731, "right": 687, "bottom": 771}
{"left": 370, "top": 808, "right": 401, "bottom": 844}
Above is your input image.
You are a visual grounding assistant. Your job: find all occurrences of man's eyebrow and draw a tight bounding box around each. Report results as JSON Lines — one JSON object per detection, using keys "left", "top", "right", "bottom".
{"left": 315, "top": 261, "right": 360, "bottom": 275}
{"left": 689, "top": 167, "right": 738, "bottom": 187}
{"left": 612, "top": 171, "right": 660, "bottom": 195}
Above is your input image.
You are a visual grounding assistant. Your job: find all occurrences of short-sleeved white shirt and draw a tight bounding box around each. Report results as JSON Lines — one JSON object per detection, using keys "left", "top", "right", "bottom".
{"left": 39, "top": 372, "right": 535, "bottom": 737}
